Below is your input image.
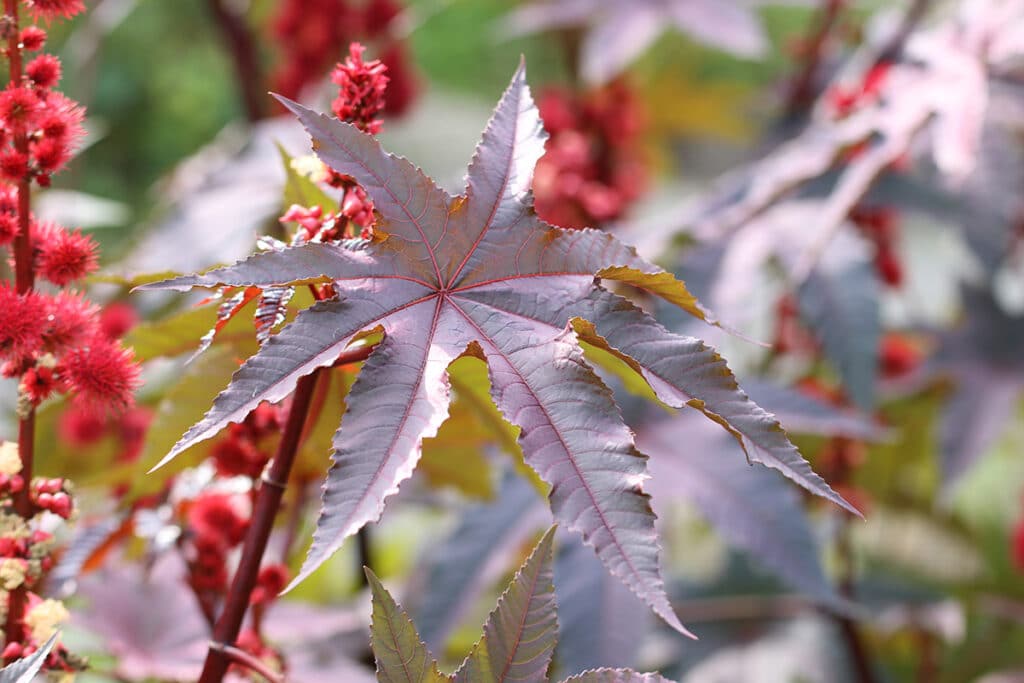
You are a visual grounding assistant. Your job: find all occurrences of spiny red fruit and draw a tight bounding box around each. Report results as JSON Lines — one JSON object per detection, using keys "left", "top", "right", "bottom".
{"left": 330, "top": 42, "right": 389, "bottom": 134}
{"left": 0, "top": 285, "right": 46, "bottom": 359}
{"left": 21, "top": 364, "right": 57, "bottom": 404}
{"left": 40, "top": 290, "right": 99, "bottom": 353}
{"left": 0, "top": 149, "right": 30, "bottom": 182}
{"left": 25, "top": 54, "right": 61, "bottom": 89}
{"left": 35, "top": 224, "right": 98, "bottom": 286}
{"left": 250, "top": 564, "right": 290, "bottom": 606}
{"left": 19, "top": 26, "right": 47, "bottom": 51}
{"left": 188, "top": 493, "right": 249, "bottom": 547}
{"left": 58, "top": 405, "right": 108, "bottom": 447}
{"left": 0, "top": 86, "right": 40, "bottom": 130}
{"left": 59, "top": 336, "right": 140, "bottom": 413}
{"left": 98, "top": 302, "right": 138, "bottom": 339}
{"left": 24, "top": 0, "right": 86, "bottom": 20}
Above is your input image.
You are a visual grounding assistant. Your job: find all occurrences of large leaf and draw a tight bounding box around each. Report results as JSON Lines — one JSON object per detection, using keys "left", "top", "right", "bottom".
{"left": 640, "top": 414, "right": 841, "bottom": 608}
{"left": 452, "top": 526, "right": 559, "bottom": 683}
{"left": 142, "top": 60, "right": 842, "bottom": 635}
{"left": 367, "top": 569, "right": 448, "bottom": 683}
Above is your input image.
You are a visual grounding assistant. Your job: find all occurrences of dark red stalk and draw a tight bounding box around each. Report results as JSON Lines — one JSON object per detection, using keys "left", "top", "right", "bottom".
{"left": 206, "top": 0, "right": 265, "bottom": 122}
{"left": 198, "top": 344, "right": 375, "bottom": 683}
{"left": 784, "top": 0, "right": 845, "bottom": 119}
{"left": 4, "top": 0, "right": 36, "bottom": 646}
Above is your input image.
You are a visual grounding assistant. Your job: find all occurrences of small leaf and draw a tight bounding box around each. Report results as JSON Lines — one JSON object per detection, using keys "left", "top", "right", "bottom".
{"left": 366, "top": 569, "right": 448, "bottom": 683}
{"left": 798, "top": 245, "right": 881, "bottom": 412}
{"left": 277, "top": 142, "right": 337, "bottom": 210}
{"left": 0, "top": 634, "right": 58, "bottom": 683}
{"left": 560, "top": 668, "right": 675, "bottom": 683}
{"left": 453, "top": 526, "right": 559, "bottom": 683}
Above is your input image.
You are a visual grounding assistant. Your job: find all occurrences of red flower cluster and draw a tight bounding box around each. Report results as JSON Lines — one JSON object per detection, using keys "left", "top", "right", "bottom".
{"left": 187, "top": 492, "right": 251, "bottom": 594}
{"left": 0, "top": 83, "right": 84, "bottom": 186}
{"left": 331, "top": 43, "right": 388, "bottom": 135}
{"left": 211, "top": 402, "right": 282, "bottom": 479}
{"left": 533, "top": 80, "right": 648, "bottom": 230}
{"left": 850, "top": 204, "right": 903, "bottom": 287}
{"left": 269, "top": 0, "right": 417, "bottom": 117}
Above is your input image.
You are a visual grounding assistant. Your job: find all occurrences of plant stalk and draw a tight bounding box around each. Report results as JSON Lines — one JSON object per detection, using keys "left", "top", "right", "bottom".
{"left": 206, "top": 0, "right": 265, "bottom": 122}
{"left": 198, "top": 344, "right": 375, "bottom": 682}
{"left": 4, "top": 0, "right": 36, "bottom": 647}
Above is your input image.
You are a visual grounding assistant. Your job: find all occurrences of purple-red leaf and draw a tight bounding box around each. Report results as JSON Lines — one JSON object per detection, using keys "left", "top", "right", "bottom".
{"left": 143, "top": 60, "right": 840, "bottom": 636}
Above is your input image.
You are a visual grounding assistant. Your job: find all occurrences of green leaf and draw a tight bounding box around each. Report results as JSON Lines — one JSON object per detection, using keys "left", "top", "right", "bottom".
{"left": 453, "top": 526, "right": 559, "bottom": 683}
{"left": 126, "top": 302, "right": 257, "bottom": 362}
{"left": 420, "top": 396, "right": 496, "bottom": 499}
{"left": 127, "top": 347, "right": 245, "bottom": 498}
{"left": 366, "top": 569, "right": 449, "bottom": 683}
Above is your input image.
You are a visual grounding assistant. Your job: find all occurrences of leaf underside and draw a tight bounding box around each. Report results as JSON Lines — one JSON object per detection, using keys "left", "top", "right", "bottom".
{"left": 143, "top": 59, "right": 850, "bottom": 636}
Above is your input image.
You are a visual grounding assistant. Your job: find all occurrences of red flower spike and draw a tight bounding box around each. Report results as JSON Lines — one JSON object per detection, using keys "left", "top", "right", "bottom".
{"left": 25, "top": 54, "right": 61, "bottom": 89}
{"left": 0, "top": 285, "right": 47, "bottom": 359}
{"left": 35, "top": 225, "right": 99, "bottom": 286}
{"left": 23, "top": 0, "right": 86, "bottom": 20}
{"left": 19, "top": 26, "right": 47, "bottom": 51}
{"left": 59, "top": 336, "right": 140, "bottom": 413}
{"left": 330, "top": 42, "right": 389, "bottom": 134}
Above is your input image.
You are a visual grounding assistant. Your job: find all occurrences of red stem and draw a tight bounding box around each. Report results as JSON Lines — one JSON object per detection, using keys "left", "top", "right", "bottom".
{"left": 784, "top": 0, "right": 845, "bottom": 119}
{"left": 4, "top": 0, "right": 36, "bottom": 647}
{"left": 197, "top": 345, "right": 374, "bottom": 682}
{"left": 206, "top": 0, "right": 265, "bottom": 122}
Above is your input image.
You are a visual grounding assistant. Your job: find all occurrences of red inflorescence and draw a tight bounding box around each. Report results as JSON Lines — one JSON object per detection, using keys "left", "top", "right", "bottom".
{"left": 880, "top": 334, "right": 921, "bottom": 378}
{"left": 827, "top": 62, "right": 891, "bottom": 118}
{"left": 19, "top": 26, "right": 47, "bottom": 51}
{"left": 533, "top": 80, "right": 649, "bottom": 230}
{"left": 40, "top": 291, "right": 100, "bottom": 354}
{"left": 331, "top": 43, "right": 389, "bottom": 135}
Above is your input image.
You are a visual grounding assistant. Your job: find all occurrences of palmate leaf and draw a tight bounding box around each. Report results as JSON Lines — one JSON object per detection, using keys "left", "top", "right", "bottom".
{"left": 142, "top": 60, "right": 850, "bottom": 635}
